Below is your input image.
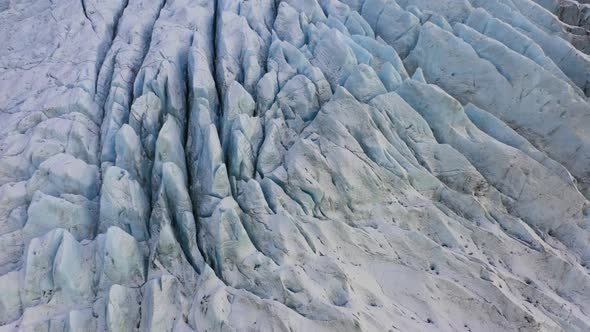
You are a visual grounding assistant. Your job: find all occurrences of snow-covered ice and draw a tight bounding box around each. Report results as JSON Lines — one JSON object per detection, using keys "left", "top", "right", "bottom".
{"left": 1, "top": 0, "right": 590, "bottom": 331}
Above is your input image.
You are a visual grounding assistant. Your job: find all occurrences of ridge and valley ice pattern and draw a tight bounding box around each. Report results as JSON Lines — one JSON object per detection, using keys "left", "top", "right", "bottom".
{"left": 1, "top": 0, "right": 590, "bottom": 331}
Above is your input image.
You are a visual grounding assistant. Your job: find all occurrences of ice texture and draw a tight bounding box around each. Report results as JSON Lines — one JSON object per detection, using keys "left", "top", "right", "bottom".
{"left": 1, "top": 0, "right": 590, "bottom": 331}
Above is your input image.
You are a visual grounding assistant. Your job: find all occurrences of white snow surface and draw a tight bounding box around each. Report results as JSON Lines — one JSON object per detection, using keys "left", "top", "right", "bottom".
{"left": 1, "top": 0, "right": 590, "bottom": 331}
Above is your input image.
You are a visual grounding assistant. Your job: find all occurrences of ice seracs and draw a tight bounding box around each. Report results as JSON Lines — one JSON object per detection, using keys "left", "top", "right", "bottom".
{"left": 1, "top": 0, "right": 590, "bottom": 331}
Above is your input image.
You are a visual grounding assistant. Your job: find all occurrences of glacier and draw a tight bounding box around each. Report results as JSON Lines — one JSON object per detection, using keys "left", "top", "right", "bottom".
{"left": 1, "top": 0, "right": 590, "bottom": 331}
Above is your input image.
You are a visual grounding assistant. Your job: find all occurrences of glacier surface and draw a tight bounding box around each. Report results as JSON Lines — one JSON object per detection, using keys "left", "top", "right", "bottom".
{"left": 1, "top": 0, "right": 590, "bottom": 331}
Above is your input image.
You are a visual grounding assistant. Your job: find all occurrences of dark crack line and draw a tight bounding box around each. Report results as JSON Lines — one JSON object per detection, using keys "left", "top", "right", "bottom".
{"left": 93, "top": 0, "right": 130, "bottom": 98}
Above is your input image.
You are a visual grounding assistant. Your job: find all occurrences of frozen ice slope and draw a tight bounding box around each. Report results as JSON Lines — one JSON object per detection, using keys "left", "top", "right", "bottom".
{"left": 1, "top": 0, "right": 590, "bottom": 331}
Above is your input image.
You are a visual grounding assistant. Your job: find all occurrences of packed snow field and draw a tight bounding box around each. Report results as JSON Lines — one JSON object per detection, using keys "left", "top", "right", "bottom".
{"left": 1, "top": 0, "right": 590, "bottom": 331}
